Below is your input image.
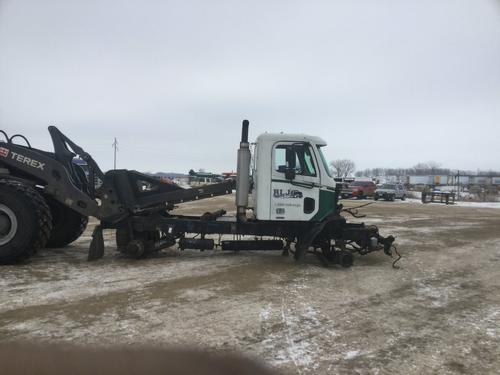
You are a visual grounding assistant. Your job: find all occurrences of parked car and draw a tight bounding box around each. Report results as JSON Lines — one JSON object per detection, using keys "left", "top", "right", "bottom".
{"left": 349, "top": 181, "right": 377, "bottom": 199}
{"left": 374, "top": 183, "right": 406, "bottom": 201}
{"left": 340, "top": 183, "right": 352, "bottom": 199}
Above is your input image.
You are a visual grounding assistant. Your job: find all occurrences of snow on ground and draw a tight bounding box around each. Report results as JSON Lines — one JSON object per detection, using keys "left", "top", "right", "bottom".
{"left": 454, "top": 201, "right": 500, "bottom": 209}
{"left": 395, "top": 198, "right": 500, "bottom": 209}
{"left": 1, "top": 197, "right": 500, "bottom": 374}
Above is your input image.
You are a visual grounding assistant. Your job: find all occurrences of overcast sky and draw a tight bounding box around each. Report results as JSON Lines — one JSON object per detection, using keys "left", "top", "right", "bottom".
{"left": 1, "top": 0, "right": 499, "bottom": 174}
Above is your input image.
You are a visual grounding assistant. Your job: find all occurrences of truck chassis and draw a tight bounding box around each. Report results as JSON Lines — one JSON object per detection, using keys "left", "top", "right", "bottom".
{"left": 0, "top": 124, "right": 397, "bottom": 267}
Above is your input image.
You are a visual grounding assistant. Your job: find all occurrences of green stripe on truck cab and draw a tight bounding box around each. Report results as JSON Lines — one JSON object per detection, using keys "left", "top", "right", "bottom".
{"left": 311, "top": 189, "right": 336, "bottom": 221}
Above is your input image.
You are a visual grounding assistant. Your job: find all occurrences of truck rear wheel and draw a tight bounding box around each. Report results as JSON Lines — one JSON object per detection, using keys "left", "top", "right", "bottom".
{"left": 115, "top": 228, "right": 163, "bottom": 258}
{"left": 0, "top": 179, "right": 52, "bottom": 263}
{"left": 45, "top": 198, "right": 88, "bottom": 248}
{"left": 335, "top": 250, "right": 353, "bottom": 268}
{"left": 116, "top": 227, "right": 131, "bottom": 252}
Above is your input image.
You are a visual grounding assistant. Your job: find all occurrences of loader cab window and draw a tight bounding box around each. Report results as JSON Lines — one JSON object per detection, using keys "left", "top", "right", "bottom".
{"left": 274, "top": 143, "right": 317, "bottom": 177}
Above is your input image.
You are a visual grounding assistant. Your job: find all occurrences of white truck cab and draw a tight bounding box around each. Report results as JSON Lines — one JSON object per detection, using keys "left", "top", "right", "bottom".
{"left": 252, "top": 133, "right": 337, "bottom": 222}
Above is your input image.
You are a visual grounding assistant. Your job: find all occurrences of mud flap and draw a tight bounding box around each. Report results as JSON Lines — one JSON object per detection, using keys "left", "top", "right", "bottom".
{"left": 88, "top": 225, "right": 104, "bottom": 261}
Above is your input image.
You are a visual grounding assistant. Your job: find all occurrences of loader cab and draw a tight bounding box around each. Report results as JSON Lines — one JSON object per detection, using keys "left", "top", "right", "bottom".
{"left": 252, "top": 133, "right": 337, "bottom": 221}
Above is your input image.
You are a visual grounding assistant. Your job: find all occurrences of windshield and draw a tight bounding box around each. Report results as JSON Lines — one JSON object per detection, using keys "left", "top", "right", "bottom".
{"left": 381, "top": 184, "right": 396, "bottom": 189}
{"left": 316, "top": 146, "right": 332, "bottom": 177}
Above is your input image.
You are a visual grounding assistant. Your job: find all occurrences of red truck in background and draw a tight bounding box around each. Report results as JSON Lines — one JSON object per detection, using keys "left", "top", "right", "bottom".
{"left": 344, "top": 180, "right": 377, "bottom": 199}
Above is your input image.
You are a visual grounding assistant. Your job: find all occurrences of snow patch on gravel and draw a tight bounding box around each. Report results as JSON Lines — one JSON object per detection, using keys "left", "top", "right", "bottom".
{"left": 454, "top": 201, "right": 500, "bottom": 209}
{"left": 398, "top": 198, "right": 500, "bottom": 209}
{"left": 344, "top": 350, "right": 361, "bottom": 360}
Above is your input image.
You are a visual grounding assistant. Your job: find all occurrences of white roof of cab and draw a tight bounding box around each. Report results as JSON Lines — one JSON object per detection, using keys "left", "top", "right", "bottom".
{"left": 255, "top": 133, "right": 327, "bottom": 146}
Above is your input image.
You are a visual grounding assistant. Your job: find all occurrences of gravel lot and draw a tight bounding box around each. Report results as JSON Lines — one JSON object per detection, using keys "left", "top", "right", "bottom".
{"left": 1, "top": 195, "right": 499, "bottom": 374}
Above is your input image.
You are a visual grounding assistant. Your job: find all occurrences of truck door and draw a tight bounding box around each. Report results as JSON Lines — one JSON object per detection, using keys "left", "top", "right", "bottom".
{"left": 270, "top": 142, "right": 320, "bottom": 221}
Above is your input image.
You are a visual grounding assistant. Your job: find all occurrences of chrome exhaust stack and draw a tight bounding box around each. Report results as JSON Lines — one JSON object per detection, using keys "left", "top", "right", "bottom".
{"left": 236, "top": 119, "right": 251, "bottom": 221}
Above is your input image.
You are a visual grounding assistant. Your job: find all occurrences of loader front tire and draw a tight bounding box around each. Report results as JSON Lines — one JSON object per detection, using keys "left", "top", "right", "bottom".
{"left": 0, "top": 179, "right": 52, "bottom": 263}
{"left": 45, "top": 198, "right": 88, "bottom": 248}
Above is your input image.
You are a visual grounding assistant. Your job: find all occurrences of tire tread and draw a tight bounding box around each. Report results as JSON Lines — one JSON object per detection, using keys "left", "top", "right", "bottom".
{"left": 0, "top": 178, "right": 52, "bottom": 263}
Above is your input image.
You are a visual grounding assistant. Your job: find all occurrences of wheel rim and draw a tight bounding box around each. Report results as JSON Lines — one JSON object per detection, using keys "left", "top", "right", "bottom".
{"left": 0, "top": 204, "right": 18, "bottom": 245}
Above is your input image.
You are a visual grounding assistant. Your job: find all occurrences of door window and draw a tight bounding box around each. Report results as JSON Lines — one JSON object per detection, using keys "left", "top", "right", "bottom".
{"left": 274, "top": 143, "right": 317, "bottom": 177}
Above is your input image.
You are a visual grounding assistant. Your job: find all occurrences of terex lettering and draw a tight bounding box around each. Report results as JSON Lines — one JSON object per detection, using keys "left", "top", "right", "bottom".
{"left": 9, "top": 151, "right": 45, "bottom": 170}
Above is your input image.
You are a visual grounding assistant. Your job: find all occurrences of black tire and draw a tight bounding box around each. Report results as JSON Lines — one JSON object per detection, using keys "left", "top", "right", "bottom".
{"left": 357, "top": 191, "right": 364, "bottom": 199}
{"left": 116, "top": 227, "right": 131, "bottom": 252}
{"left": 0, "top": 179, "right": 52, "bottom": 263}
{"left": 45, "top": 197, "right": 88, "bottom": 248}
{"left": 401, "top": 195, "right": 406, "bottom": 201}
{"left": 374, "top": 195, "right": 379, "bottom": 201}
{"left": 115, "top": 228, "right": 163, "bottom": 258}
{"left": 293, "top": 237, "right": 309, "bottom": 261}
{"left": 334, "top": 250, "right": 353, "bottom": 268}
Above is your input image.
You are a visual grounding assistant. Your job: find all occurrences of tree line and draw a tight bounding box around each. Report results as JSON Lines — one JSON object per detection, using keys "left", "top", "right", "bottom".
{"left": 329, "top": 160, "right": 500, "bottom": 178}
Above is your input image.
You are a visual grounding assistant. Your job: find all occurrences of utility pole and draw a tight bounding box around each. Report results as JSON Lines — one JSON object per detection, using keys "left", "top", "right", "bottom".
{"left": 112, "top": 137, "right": 118, "bottom": 170}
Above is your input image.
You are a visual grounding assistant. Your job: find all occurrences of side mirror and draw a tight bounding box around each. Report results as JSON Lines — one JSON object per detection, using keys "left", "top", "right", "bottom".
{"left": 285, "top": 167, "right": 296, "bottom": 180}
{"left": 285, "top": 147, "right": 296, "bottom": 169}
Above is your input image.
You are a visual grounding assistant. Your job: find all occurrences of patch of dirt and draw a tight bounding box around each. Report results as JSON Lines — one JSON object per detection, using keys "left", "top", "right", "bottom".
{"left": 1, "top": 196, "right": 499, "bottom": 374}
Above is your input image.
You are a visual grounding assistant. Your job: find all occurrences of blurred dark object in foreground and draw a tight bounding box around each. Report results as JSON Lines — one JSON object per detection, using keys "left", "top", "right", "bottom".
{"left": 0, "top": 345, "right": 277, "bottom": 375}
